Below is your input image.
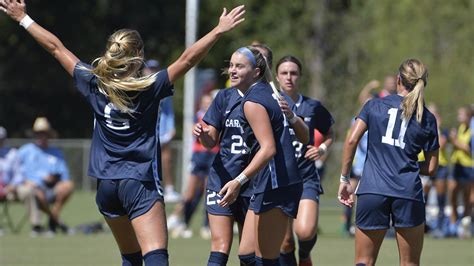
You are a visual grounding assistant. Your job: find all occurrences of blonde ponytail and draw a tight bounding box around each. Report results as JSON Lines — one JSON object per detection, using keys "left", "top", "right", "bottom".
{"left": 90, "top": 29, "right": 157, "bottom": 114}
{"left": 398, "top": 59, "right": 428, "bottom": 123}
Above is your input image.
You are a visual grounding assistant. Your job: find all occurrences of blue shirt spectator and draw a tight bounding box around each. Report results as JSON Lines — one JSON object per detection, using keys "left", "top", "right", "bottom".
{"left": 17, "top": 143, "right": 69, "bottom": 187}
{"left": 16, "top": 117, "right": 74, "bottom": 235}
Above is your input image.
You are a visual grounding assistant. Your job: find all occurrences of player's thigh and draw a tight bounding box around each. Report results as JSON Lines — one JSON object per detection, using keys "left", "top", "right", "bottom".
{"left": 208, "top": 213, "right": 234, "bottom": 254}
{"left": 239, "top": 210, "right": 255, "bottom": 255}
{"left": 131, "top": 201, "right": 167, "bottom": 254}
{"left": 395, "top": 224, "right": 424, "bottom": 265}
{"left": 105, "top": 215, "right": 141, "bottom": 254}
{"left": 355, "top": 227, "right": 386, "bottom": 266}
{"left": 254, "top": 208, "right": 289, "bottom": 258}
{"left": 280, "top": 218, "right": 295, "bottom": 252}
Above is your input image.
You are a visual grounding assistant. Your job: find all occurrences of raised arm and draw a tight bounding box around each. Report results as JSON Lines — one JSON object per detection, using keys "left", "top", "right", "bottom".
{"left": 168, "top": 5, "right": 245, "bottom": 83}
{"left": 358, "top": 80, "right": 380, "bottom": 105}
{"left": 1, "top": 0, "right": 80, "bottom": 76}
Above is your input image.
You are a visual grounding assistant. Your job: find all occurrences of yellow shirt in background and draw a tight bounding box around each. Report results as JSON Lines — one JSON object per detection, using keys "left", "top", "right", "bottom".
{"left": 451, "top": 124, "right": 473, "bottom": 167}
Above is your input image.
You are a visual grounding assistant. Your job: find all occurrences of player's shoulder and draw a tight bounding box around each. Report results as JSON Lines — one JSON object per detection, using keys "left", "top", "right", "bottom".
{"left": 74, "top": 62, "right": 94, "bottom": 78}
{"left": 245, "top": 81, "right": 271, "bottom": 100}
{"left": 212, "top": 88, "right": 234, "bottom": 105}
{"left": 364, "top": 95, "right": 385, "bottom": 109}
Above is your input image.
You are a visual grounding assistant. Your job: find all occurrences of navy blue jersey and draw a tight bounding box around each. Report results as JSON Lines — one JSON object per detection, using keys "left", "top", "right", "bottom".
{"left": 73, "top": 62, "right": 174, "bottom": 183}
{"left": 203, "top": 88, "right": 252, "bottom": 196}
{"left": 356, "top": 94, "right": 439, "bottom": 201}
{"left": 240, "top": 81, "right": 301, "bottom": 194}
{"left": 286, "top": 93, "right": 334, "bottom": 182}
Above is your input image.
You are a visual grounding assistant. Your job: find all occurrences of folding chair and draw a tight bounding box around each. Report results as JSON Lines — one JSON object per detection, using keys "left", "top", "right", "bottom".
{"left": 0, "top": 189, "right": 29, "bottom": 234}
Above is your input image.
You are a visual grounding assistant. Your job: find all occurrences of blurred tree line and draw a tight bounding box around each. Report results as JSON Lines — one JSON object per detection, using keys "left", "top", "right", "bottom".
{"left": 0, "top": 0, "right": 472, "bottom": 138}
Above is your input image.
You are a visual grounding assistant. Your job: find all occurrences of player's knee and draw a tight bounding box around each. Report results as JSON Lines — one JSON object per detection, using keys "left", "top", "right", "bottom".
{"left": 295, "top": 227, "right": 316, "bottom": 241}
{"left": 210, "top": 237, "right": 231, "bottom": 253}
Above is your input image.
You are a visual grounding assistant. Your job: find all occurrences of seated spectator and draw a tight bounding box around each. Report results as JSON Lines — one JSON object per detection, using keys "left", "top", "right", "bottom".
{"left": 0, "top": 126, "right": 39, "bottom": 236}
{"left": 17, "top": 117, "right": 74, "bottom": 235}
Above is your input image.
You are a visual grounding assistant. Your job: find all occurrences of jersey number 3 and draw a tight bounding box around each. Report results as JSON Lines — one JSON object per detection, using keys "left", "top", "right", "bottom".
{"left": 381, "top": 108, "right": 407, "bottom": 149}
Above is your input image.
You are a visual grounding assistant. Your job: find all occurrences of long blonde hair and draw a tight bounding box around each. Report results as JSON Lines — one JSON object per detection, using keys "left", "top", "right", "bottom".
{"left": 91, "top": 29, "right": 156, "bottom": 113}
{"left": 399, "top": 59, "right": 428, "bottom": 123}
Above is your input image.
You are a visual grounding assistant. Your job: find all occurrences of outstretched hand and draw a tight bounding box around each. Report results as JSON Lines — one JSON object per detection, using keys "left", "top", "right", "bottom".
{"left": 0, "top": 0, "right": 27, "bottom": 22}
{"left": 216, "top": 5, "right": 245, "bottom": 34}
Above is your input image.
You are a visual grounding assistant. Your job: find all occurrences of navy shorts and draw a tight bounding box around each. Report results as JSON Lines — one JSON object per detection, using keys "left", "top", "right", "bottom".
{"left": 96, "top": 179, "right": 163, "bottom": 220}
{"left": 450, "top": 164, "right": 473, "bottom": 183}
{"left": 191, "top": 152, "right": 216, "bottom": 178}
{"left": 249, "top": 183, "right": 303, "bottom": 219}
{"left": 206, "top": 189, "right": 250, "bottom": 225}
{"left": 434, "top": 165, "right": 449, "bottom": 180}
{"left": 301, "top": 178, "right": 323, "bottom": 202}
{"left": 355, "top": 194, "right": 425, "bottom": 230}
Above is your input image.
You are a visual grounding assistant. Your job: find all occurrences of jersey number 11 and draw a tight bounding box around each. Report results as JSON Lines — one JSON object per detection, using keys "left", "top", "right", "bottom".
{"left": 381, "top": 108, "right": 408, "bottom": 149}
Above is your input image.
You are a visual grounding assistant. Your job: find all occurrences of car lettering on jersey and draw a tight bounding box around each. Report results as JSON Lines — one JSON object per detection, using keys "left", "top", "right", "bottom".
{"left": 225, "top": 119, "right": 241, "bottom": 128}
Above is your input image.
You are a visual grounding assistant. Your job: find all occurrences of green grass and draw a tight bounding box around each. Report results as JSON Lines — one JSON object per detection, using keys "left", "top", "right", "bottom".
{"left": 0, "top": 192, "right": 473, "bottom": 265}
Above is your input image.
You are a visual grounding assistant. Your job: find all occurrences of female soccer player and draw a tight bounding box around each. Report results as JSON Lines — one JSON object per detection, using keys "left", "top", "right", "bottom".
{"left": 447, "top": 105, "right": 473, "bottom": 236}
{"left": 193, "top": 80, "right": 253, "bottom": 266}
{"left": 338, "top": 59, "right": 439, "bottom": 266}
{"left": 275, "top": 55, "right": 334, "bottom": 266}
{"left": 194, "top": 47, "right": 308, "bottom": 266}
{"left": 0, "top": 1, "right": 245, "bottom": 265}
{"left": 216, "top": 47, "right": 305, "bottom": 265}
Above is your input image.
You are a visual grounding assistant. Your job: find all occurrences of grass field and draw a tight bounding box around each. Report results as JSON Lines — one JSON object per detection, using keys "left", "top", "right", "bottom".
{"left": 0, "top": 191, "right": 472, "bottom": 266}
